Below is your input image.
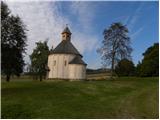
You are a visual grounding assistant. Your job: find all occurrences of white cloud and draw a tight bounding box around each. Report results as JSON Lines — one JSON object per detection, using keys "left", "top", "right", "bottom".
{"left": 5, "top": 1, "right": 69, "bottom": 63}
{"left": 5, "top": 1, "right": 99, "bottom": 66}
{"left": 72, "top": 32, "right": 98, "bottom": 54}
{"left": 130, "top": 27, "right": 144, "bottom": 39}
{"left": 127, "top": 3, "right": 144, "bottom": 31}
{"left": 69, "top": 2, "right": 98, "bottom": 53}
{"left": 69, "top": 1, "right": 96, "bottom": 32}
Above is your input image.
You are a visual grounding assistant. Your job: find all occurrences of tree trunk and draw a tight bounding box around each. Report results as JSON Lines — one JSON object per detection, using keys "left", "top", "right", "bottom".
{"left": 111, "top": 53, "right": 115, "bottom": 78}
{"left": 40, "top": 75, "right": 42, "bottom": 81}
{"left": 111, "top": 60, "right": 114, "bottom": 78}
{"left": 6, "top": 74, "right": 10, "bottom": 82}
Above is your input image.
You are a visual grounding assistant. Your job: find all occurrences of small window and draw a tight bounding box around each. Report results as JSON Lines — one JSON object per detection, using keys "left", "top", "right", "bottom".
{"left": 64, "top": 60, "right": 67, "bottom": 66}
{"left": 54, "top": 60, "right": 56, "bottom": 66}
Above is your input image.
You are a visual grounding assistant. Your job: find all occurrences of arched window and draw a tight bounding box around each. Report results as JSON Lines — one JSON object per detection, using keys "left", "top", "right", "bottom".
{"left": 54, "top": 60, "right": 56, "bottom": 66}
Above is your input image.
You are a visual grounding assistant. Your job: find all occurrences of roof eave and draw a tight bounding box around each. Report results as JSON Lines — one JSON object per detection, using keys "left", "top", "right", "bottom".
{"left": 69, "top": 63, "right": 87, "bottom": 66}
{"left": 49, "top": 52, "right": 83, "bottom": 57}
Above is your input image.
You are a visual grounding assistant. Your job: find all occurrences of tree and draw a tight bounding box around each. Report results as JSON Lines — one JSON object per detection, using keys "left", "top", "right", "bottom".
{"left": 97, "top": 22, "right": 132, "bottom": 77}
{"left": 1, "top": 2, "right": 27, "bottom": 82}
{"left": 115, "top": 59, "right": 135, "bottom": 76}
{"left": 136, "top": 61, "right": 142, "bottom": 76}
{"left": 30, "top": 41, "right": 49, "bottom": 81}
{"left": 136, "top": 43, "right": 159, "bottom": 77}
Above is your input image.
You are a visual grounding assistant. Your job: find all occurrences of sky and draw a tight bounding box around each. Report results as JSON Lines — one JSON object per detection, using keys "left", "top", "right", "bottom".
{"left": 5, "top": 0, "right": 159, "bottom": 69}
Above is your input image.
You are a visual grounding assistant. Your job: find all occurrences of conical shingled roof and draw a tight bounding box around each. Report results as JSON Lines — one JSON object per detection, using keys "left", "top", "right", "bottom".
{"left": 69, "top": 55, "right": 87, "bottom": 65}
{"left": 62, "top": 26, "right": 72, "bottom": 34}
{"left": 50, "top": 40, "right": 82, "bottom": 57}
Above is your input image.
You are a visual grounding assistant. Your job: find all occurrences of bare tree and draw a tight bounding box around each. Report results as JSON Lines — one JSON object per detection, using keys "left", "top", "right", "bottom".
{"left": 97, "top": 22, "right": 132, "bottom": 78}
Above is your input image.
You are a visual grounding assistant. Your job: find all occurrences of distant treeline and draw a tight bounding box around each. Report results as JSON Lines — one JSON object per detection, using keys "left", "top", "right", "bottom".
{"left": 86, "top": 68, "right": 110, "bottom": 74}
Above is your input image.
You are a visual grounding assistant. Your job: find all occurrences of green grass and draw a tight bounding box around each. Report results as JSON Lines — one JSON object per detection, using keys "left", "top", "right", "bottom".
{"left": 87, "top": 72, "right": 111, "bottom": 80}
{"left": 1, "top": 77, "right": 159, "bottom": 118}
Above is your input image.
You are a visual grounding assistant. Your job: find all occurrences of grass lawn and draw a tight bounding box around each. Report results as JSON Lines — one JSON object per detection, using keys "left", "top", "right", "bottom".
{"left": 1, "top": 77, "right": 159, "bottom": 119}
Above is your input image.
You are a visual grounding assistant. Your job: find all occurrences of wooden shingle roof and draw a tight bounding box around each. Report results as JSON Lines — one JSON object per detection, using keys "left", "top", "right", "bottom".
{"left": 69, "top": 55, "right": 87, "bottom": 65}
{"left": 62, "top": 26, "right": 72, "bottom": 34}
{"left": 50, "top": 40, "right": 82, "bottom": 57}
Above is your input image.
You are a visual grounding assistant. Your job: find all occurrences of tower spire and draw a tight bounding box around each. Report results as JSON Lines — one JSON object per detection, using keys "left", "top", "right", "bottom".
{"left": 61, "top": 25, "right": 72, "bottom": 41}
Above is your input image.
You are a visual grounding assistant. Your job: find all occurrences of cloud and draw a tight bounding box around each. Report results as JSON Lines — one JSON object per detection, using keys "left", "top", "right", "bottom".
{"left": 72, "top": 32, "right": 98, "bottom": 54}
{"left": 130, "top": 27, "right": 144, "bottom": 39}
{"left": 68, "top": 2, "right": 98, "bottom": 54}
{"left": 69, "top": 1, "right": 96, "bottom": 32}
{"left": 126, "top": 3, "right": 144, "bottom": 31}
{"left": 124, "top": 3, "right": 145, "bottom": 41}
{"left": 5, "top": 1, "right": 98, "bottom": 65}
{"left": 5, "top": 1, "right": 68, "bottom": 63}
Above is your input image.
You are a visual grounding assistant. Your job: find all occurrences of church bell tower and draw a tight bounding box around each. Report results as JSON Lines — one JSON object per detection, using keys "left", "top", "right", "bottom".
{"left": 61, "top": 25, "right": 72, "bottom": 41}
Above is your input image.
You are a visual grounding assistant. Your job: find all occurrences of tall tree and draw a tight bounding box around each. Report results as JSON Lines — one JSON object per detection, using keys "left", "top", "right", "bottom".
{"left": 136, "top": 43, "right": 159, "bottom": 77}
{"left": 30, "top": 41, "right": 49, "bottom": 81}
{"left": 97, "top": 22, "right": 132, "bottom": 77}
{"left": 1, "top": 2, "right": 27, "bottom": 82}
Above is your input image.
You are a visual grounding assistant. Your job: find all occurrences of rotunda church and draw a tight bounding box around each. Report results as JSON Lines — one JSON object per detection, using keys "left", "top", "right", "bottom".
{"left": 47, "top": 26, "right": 87, "bottom": 80}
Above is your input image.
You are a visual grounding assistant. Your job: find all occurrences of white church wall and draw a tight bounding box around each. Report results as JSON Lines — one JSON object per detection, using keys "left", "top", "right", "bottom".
{"left": 48, "top": 54, "right": 76, "bottom": 79}
{"left": 68, "top": 64, "right": 86, "bottom": 80}
{"left": 48, "top": 55, "right": 53, "bottom": 78}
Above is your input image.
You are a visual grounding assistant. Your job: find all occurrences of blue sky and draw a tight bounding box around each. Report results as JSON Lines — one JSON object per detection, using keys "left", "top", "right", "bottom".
{"left": 57, "top": 1, "right": 158, "bottom": 68}
{"left": 7, "top": 1, "right": 158, "bottom": 69}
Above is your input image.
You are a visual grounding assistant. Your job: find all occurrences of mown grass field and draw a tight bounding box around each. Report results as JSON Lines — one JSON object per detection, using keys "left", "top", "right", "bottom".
{"left": 1, "top": 77, "right": 159, "bottom": 119}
